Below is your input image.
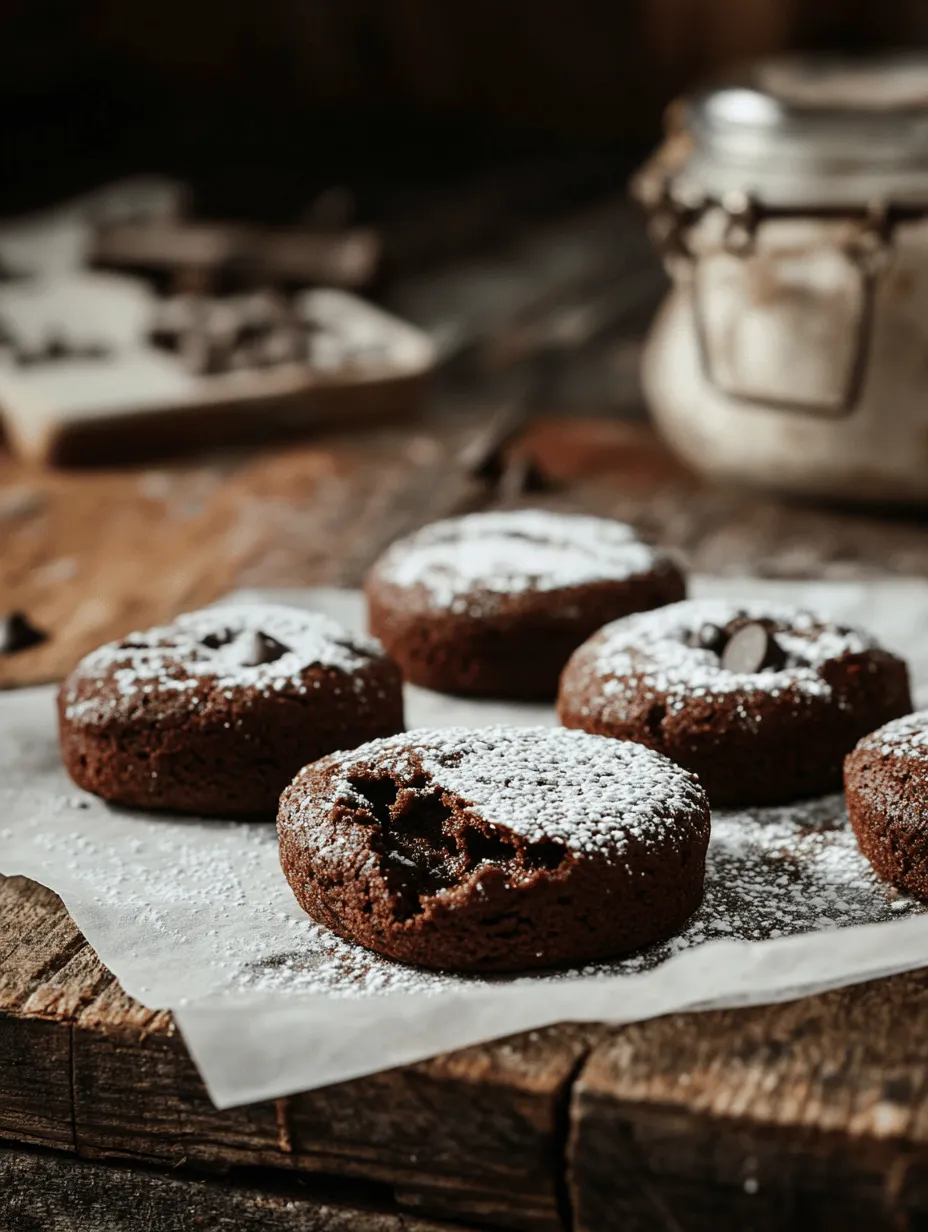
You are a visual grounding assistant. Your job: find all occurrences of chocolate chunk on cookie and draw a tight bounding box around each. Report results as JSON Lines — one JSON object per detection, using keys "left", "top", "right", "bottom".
{"left": 366, "top": 510, "right": 685, "bottom": 700}
{"left": 59, "top": 603, "right": 404, "bottom": 817}
{"left": 719, "top": 622, "right": 787, "bottom": 673}
{"left": 558, "top": 598, "right": 911, "bottom": 807}
{"left": 278, "top": 725, "right": 710, "bottom": 972}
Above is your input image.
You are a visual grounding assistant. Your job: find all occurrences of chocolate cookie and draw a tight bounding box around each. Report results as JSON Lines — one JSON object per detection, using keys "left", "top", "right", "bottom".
{"left": 845, "top": 711, "right": 928, "bottom": 898}
{"left": 365, "top": 510, "right": 685, "bottom": 700}
{"left": 278, "top": 725, "right": 710, "bottom": 972}
{"left": 59, "top": 603, "right": 404, "bottom": 817}
{"left": 558, "top": 599, "right": 911, "bottom": 808}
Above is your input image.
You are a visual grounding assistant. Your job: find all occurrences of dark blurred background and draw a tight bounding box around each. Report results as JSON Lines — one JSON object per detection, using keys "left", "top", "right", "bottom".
{"left": 8, "top": 1, "right": 928, "bottom": 684}
{"left": 3, "top": 1, "right": 928, "bottom": 462}
{"left": 4, "top": 2, "right": 927, "bottom": 239}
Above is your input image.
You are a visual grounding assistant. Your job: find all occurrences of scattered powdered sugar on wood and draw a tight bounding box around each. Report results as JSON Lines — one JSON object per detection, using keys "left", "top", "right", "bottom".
{"left": 308, "top": 724, "right": 708, "bottom": 859}
{"left": 63, "top": 603, "right": 388, "bottom": 721}
{"left": 372, "top": 510, "right": 667, "bottom": 613}
{"left": 858, "top": 709, "right": 928, "bottom": 759}
{"left": 589, "top": 598, "right": 880, "bottom": 710}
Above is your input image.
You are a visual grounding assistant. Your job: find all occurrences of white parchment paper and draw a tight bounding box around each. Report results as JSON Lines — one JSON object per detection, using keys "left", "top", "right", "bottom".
{"left": 4, "top": 576, "right": 928, "bottom": 1109}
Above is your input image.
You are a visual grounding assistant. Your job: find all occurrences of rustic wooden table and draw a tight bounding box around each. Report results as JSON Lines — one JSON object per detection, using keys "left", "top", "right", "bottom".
{"left": 5, "top": 412, "right": 928, "bottom": 1231}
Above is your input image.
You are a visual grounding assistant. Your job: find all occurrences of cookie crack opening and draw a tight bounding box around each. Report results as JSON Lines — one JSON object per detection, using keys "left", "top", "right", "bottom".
{"left": 524, "top": 838, "right": 567, "bottom": 871}
{"left": 463, "top": 826, "right": 515, "bottom": 866}
{"left": 380, "top": 789, "right": 458, "bottom": 921}
{"left": 348, "top": 775, "right": 398, "bottom": 827}
{"left": 349, "top": 774, "right": 459, "bottom": 921}
{"left": 349, "top": 773, "right": 567, "bottom": 923}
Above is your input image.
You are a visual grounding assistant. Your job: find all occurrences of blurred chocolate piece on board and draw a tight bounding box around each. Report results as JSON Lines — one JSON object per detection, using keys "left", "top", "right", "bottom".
{"left": 0, "top": 611, "right": 48, "bottom": 655}
{"left": 148, "top": 290, "right": 312, "bottom": 376}
{"left": 0, "top": 177, "right": 411, "bottom": 465}
{"left": 0, "top": 289, "right": 434, "bottom": 466}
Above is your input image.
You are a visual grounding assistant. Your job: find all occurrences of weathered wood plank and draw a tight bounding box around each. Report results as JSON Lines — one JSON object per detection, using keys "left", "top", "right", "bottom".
{"left": 0, "top": 1144, "right": 477, "bottom": 1232}
{"left": 0, "top": 876, "right": 100, "bottom": 1152}
{"left": 0, "top": 874, "right": 586, "bottom": 1230}
{"left": 10, "top": 413, "right": 928, "bottom": 692}
{"left": 8, "top": 411, "right": 928, "bottom": 1229}
{"left": 569, "top": 972, "right": 928, "bottom": 1231}
{"left": 71, "top": 990, "right": 591, "bottom": 1229}
{"left": 0, "top": 1016, "right": 73, "bottom": 1153}
{"left": 73, "top": 981, "right": 290, "bottom": 1172}
{"left": 287, "top": 1025, "right": 600, "bottom": 1231}
{"left": 0, "top": 419, "right": 484, "bottom": 690}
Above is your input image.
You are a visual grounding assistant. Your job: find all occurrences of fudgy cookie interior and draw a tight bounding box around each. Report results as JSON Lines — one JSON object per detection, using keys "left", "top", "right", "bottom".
{"left": 343, "top": 769, "right": 569, "bottom": 921}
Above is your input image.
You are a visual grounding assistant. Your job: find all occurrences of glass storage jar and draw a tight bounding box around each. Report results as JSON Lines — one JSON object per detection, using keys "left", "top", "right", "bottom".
{"left": 636, "top": 54, "right": 928, "bottom": 503}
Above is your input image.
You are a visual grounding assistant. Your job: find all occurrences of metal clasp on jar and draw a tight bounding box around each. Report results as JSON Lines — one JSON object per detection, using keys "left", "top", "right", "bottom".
{"left": 637, "top": 171, "right": 899, "bottom": 419}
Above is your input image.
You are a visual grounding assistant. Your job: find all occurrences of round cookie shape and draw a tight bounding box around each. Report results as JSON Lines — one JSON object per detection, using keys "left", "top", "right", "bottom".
{"left": 278, "top": 725, "right": 710, "bottom": 972}
{"left": 365, "top": 510, "right": 685, "bottom": 700}
{"left": 557, "top": 598, "right": 911, "bottom": 808}
{"left": 845, "top": 711, "right": 928, "bottom": 898}
{"left": 59, "top": 604, "right": 404, "bottom": 817}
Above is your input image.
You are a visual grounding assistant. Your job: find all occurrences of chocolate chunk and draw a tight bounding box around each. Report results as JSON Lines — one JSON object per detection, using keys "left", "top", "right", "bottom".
{"left": 720, "top": 622, "right": 787, "bottom": 674}
{"left": 45, "top": 333, "right": 69, "bottom": 360}
{"left": 229, "top": 629, "right": 290, "bottom": 666}
{"left": 40, "top": 335, "right": 111, "bottom": 363}
{"left": 0, "top": 611, "right": 48, "bottom": 655}
{"left": 201, "top": 628, "right": 235, "bottom": 650}
{"left": 690, "top": 623, "right": 727, "bottom": 655}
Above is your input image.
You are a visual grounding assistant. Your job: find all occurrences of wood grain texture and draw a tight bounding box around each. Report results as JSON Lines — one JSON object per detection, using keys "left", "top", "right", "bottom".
{"left": 0, "top": 419, "right": 486, "bottom": 689}
{"left": 0, "top": 869, "right": 590, "bottom": 1230}
{"left": 0, "top": 1144, "right": 475, "bottom": 1232}
{"left": 7, "top": 412, "right": 928, "bottom": 1228}
{"left": 570, "top": 973, "right": 928, "bottom": 1231}
{"left": 0, "top": 875, "right": 96, "bottom": 1153}
{"left": 7, "top": 412, "right": 928, "bottom": 690}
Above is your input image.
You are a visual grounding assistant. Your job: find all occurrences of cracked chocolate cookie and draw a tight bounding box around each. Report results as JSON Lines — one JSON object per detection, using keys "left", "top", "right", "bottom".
{"left": 59, "top": 603, "right": 404, "bottom": 816}
{"left": 845, "top": 711, "right": 928, "bottom": 898}
{"left": 557, "top": 599, "right": 911, "bottom": 808}
{"left": 278, "top": 725, "right": 710, "bottom": 972}
{"left": 365, "top": 510, "right": 685, "bottom": 700}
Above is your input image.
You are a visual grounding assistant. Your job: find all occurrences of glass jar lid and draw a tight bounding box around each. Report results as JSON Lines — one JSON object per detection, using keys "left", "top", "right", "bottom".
{"left": 677, "top": 53, "right": 928, "bottom": 209}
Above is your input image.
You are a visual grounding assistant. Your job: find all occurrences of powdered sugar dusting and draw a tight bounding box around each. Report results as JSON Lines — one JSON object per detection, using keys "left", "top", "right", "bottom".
{"left": 63, "top": 603, "right": 388, "bottom": 722}
{"left": 588, "top": 598, "right": 880, "bottom": 711}
{"left": 372, "top": 510, "right": 667, "bottom": 613}
{"left": 310, "top": 725, "right": 708, "bottom": 859}
{"left": 7, "top": 578, "right": 928, "bottom": 1105}
{"left": 9, "top": 766, "right": 918, "bottom": 1005}
{"left": 226, "top": 797, "right": 917, "bottom": 994}
{"left": 578, "top": 794, "right": 917, "bottom": 978}
{"left": 856, "top": 709, "right": 928, "bottom": 759}
{"left": 3, "top": 656, "right": 928, "bottom": 1103}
